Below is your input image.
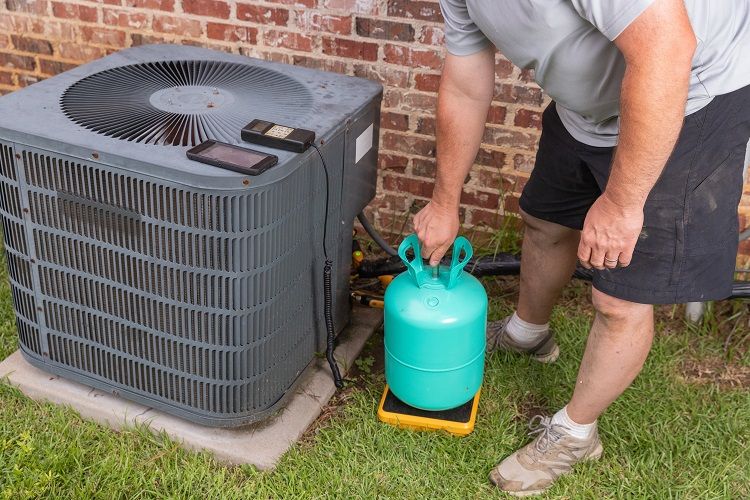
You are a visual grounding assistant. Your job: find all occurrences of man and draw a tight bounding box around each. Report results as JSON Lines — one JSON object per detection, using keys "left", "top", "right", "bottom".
{"left": 414, "top": 0, "right": 750, "bottom": 496}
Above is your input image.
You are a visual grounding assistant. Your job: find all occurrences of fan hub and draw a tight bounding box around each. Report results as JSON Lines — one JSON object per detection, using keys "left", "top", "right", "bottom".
{"left": 149, "top": 85, "right": 234, "bottom": 113}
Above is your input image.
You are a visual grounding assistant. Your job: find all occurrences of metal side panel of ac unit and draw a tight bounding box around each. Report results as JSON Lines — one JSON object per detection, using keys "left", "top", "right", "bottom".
{"left": 1, "top": 140, "right": 330, "bottom": 426}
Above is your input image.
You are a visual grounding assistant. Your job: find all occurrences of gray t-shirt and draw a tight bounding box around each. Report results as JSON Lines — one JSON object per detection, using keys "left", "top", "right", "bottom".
{"left": 440, "top": 0, "right": 750, "bottom": 146}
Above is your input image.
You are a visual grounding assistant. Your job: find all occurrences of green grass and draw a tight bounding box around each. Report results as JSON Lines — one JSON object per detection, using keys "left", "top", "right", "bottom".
{"left": 1, "top": 259, "right": 749, "bottom": 498}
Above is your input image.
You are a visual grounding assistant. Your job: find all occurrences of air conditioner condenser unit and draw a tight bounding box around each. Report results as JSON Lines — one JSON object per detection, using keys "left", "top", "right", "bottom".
{"left": 0, "top": 44, "right": 382, "bottom": 427}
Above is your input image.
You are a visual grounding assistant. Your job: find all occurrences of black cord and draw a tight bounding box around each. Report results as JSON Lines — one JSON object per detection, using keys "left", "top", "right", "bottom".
{"left": 312, "top": 144, "right": 344, "bottom": 389}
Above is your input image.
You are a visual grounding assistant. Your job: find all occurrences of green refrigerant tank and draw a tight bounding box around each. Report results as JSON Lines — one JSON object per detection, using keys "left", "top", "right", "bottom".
{"left": 384, "top": 234, "right": 487, "bottom": 411}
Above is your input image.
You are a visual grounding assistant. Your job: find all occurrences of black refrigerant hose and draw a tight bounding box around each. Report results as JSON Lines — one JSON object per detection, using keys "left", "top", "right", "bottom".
{"left": 357, "top": 212, "right": 398, "bottom": 257}
{"left": 312, "top": 144, "right": 344, "bottom": 389}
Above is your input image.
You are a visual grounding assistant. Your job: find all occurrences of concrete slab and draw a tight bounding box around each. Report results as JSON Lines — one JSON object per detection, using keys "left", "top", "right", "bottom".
{"left": 0, "top": 305, "right": 383, "bottom": 470}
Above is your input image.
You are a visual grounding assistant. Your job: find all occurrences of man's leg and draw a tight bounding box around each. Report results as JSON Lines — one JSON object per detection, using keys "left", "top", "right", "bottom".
{"left": 516, "top": 209, "right": 580, "bottom": 324}
{"left": 486, "top": 210, "right": 580, "bottom": 360}
{"left": 567, "top": 289, "right": 654, "bottom": 423}
{"left": 490, "top": 287, "right": 655, "bottom": 496}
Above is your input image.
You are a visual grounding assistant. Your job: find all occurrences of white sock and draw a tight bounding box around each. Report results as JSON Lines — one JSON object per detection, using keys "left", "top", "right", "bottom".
{"left": 551, "top": 406, "right": 596, "bottom": 440}
{"left": 505, "top": 312, "right": 549, "bottom": 347}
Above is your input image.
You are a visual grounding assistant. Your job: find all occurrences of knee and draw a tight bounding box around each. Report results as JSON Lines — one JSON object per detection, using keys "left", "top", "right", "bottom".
{"left": 591, "top": 288, "right": 651, "bottom": 324}
{"left": 521, "top": 209, "right": 577, "bottom": 247}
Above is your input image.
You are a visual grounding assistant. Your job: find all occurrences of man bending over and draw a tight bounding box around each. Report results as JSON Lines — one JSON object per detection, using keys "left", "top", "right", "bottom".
{"left": 414, "top": 0, "right": 750, "bottom": 495}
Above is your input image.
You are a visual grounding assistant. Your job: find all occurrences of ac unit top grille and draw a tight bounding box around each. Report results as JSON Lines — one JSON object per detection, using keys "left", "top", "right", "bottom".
{"left": 60, "top": 60, "right": 314, "bottom": 147}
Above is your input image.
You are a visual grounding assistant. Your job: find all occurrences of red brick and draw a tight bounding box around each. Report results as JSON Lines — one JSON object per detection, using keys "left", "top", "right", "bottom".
{"left": 258, "top": 50, "right": 291, "bottom": 64}
{"left": 382, "top": 131, "right": 435, "bottom": 157}
{"left": 10, "top": 35, "right": 52, "bottom": 55}
{"left": 26, "top": 19, "right": 76, "bottom": 41}
{"left": 322, "top": 37, "right": 378, "bottom": 61}
{"left": 415, "top": 116, "right": 435, "bottom": 136}
{"left": 207, "top": 23, "right": 258, "bottom": 43}
{"left": 39, "top": 58, "right": 77, "bottom": 75}
{"left": 268, "top": 0, "right": 315, "bottom": 7}
{"left": 472, "top": 168, "right": 510, "bottom": 190}
{"left": 520, "top": 68, "right": 536, "bottom": 83}
{"left": 483, "top": 127, "right": 540, "bottom": 151}
{"left": 383, "top": 173, "right": 434, "bottom": 198}
{"left": 475, "top": 148, "right": 506, "bottom": 167}
{"left": 18, "top": 73, "right": 41, "bottom": 87}
{"left": 124, "top": 0, "right": 174, "bottom": 10}
{"left": 400, "top": 92, "right": 437, "bottom": 113}
{"left": 0, "top": 51, "right": 37, "bottom": 71}
{"left": 469, "top": 208, "right": 502, "bottom": 227}
{"left": 412, "top": 158, "right": 435, "bottom": 178}
{"left": 81, "top": 26, "right": 127, "bottom": 46}
{"left": 237, "top": 4, "right": 289, "bottom": 25}
{"left": 130, "top": 33, "right": 168, "bottom": 46}
{"left": 419, "top": 26, "right": 444, "bottom": 46}
{"left": 414, "top": 73, "right": 440, "bottom": 92}
{"left": 5, "top": 0, "right": 48, "bottom": 15}
{"left": 381, "top": 111, "right": 409, "bottom": 132}
{"left": 373, "top": 193, "right": 410, "bottom": 212}
{"left": 322, "top": 0, "right": 377, "bottom": 14}
{"left": 103, "top": 9, "right": 150, "bottom": 29}
{"left": 378, "top": 153, "right": 408, "bottom": 173}
{"left": 495, "top": 58, "right": 514, "bottom": 79}
{"left": 513, "top": 174, "right": 529, "bottom": 192}
{"left": 514, "top": 108, "right": 542, "bottom": 130}
{"left": 356, "top": 17, "right": 413, "bottom": 41}
{"left": 493, "top": 83, "right": 544, "bottom": 106}
{"left": 182, "top": 0, "right": 229, "bottom": 18}
{"left": 513, "top": 153, "right": 536, "bottom": 173}
{"left": 153, "top": 15, "right": 202, "bottom": 37}
{"left": 384, "top": 44, "right": 442, "bottom": 70}
{"left": 57, "top": 42, "right": 105, "bottom": 61}
{"left": 265, "top": 31, "right": 314, "bottom": 51}
{"left": 382, "top": 88, "right": 403, "bottom": 108}
{"left": 353, "top": 64, "right": 409, "bottom": 87}
{"left": 460, "top": 189, "right": 500, "bottom": 210}
{"left": 387, "top": 0, "right": 443, "bottom": 22}
{"left": 292, "top": 55, "right": 349, "bottom": 73}
{"left": 52, "top": 2, "right": 98, "bottom": 22}
{"left": 504, "top": 195, "right": 520, "bottom": 214}
{"left": 297, "top": 12, "right": 351, "bottom": 34}
{"left": 0, "top": 71, "right": 13, "bottom": 86}
{"left": 487, "top": 105, "right": 507, "bottom": 125}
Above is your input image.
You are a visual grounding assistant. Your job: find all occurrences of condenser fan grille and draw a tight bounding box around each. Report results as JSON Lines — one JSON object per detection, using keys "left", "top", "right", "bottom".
{"left": 61, "top": 60, "right": 314, "bottom": 147}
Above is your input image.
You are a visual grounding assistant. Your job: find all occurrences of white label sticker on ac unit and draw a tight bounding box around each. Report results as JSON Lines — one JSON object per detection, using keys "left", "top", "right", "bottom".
{"left": 355, "top": 123, "right": 374, "bottom": 164}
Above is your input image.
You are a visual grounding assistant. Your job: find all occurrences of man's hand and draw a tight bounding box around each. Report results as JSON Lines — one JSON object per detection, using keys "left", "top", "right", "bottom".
{"left": 413, "top": 201, "right": 460, "bottom": 266}
{"left": 578, "top": 194, "right": 643, "bottom": 270}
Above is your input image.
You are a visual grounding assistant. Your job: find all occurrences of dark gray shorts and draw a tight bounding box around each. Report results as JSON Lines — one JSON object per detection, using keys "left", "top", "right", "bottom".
{"left": 519, "top": 86, "right": 750, "bottom": 304}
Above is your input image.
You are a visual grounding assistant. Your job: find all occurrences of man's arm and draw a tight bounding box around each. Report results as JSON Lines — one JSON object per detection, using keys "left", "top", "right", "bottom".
{"left": 578, "top": 0, "right": 696, "bottom": 269}
{"left": 414, "top": 47, "right": 495, "bottom": 265}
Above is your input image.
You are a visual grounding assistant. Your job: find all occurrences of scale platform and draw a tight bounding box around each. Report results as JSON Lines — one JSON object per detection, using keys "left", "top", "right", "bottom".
{"left": 377, "top": 384, "right": 480, "bottom": 436}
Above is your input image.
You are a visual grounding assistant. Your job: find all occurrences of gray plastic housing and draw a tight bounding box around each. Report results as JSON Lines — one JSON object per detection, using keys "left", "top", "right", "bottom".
{"left": 0, "top": 45, "right": 382, "bottom": 427}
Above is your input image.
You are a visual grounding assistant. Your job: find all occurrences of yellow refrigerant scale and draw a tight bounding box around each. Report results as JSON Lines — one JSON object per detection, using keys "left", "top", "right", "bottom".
{"left": 377, "top": 385, "right": 481, "bottom": 436}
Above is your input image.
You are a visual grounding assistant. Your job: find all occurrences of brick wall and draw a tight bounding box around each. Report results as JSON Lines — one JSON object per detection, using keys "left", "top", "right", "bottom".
{"left": 2, "top": 0, "right": 749, "bottom": 257}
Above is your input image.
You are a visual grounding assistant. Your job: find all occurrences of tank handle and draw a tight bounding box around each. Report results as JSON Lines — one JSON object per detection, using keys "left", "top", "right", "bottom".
{"left": 397, "top": 233, "right": 430, "bottom": 288}
{"left": 398, "top": 234, "right": 474, "bottom": 289}
{"left": 447, "top": 236, "right": 473, "bottom": 289}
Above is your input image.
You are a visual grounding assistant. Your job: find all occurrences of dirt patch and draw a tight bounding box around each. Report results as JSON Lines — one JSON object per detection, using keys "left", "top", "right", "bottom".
{"left": 679, "top": 358, "right": 750, "bottom": 389}
{"left": 514, "top": 392, "right": 553, "bottom": 423}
